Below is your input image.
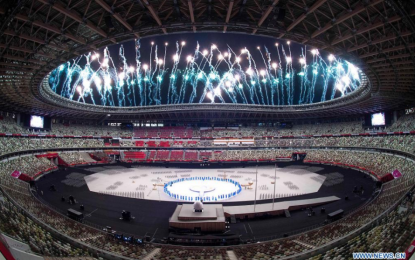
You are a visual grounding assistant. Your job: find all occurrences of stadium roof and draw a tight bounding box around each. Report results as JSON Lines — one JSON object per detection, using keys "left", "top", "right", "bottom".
{"left": 1, "top": 0, "right": 415, "bottom": 122}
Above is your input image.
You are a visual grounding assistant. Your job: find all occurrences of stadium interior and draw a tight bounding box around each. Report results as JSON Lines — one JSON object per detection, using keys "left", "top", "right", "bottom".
{"left": 1, "top": 0, "right": 415, "bottom": 260}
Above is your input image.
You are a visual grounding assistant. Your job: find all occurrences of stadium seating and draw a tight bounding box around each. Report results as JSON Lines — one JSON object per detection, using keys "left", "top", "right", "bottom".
{"left": 0, "top": 113, "right": 415, "bottom": 259}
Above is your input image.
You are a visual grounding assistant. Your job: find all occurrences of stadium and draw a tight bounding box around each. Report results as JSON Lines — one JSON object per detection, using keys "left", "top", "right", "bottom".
{"left": 0, "top": 0, "right": 415, "bottom": 259}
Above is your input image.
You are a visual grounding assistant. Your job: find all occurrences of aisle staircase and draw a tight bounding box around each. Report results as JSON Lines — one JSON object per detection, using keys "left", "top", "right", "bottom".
{"left": 142, "top": 248, "right": 161, "bottom": 260}
{"left": 79, "top": 152, "right": 97, "bottom": 163}
{"left": 227, "top": 250, "right": 239, "bottom": 260}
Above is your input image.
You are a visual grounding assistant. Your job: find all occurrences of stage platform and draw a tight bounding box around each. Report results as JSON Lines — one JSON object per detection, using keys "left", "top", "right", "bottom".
{"left": 169, "top": 204, "right": 226, "bottom": 232}
{"left": 84, "top": 165, "right": 327, "bottom": 202}
{"left": 35, "top": 163, "right": 375, "bottom": 241}
{"left": 223, "top": 196, "right": 340, "bottom": 218}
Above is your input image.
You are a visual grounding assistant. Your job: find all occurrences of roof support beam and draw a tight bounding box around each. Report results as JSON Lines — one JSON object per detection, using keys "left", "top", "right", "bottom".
{"left": 188, "top": 0, "right": 196, "bottom": 32}
{"left": 286, "top": 0, "right": 327, "bottom": 32}
{"left": 348, "top": 31, "right": 413, "bottom": 52}
{"left": 142, "top": 0, "right": 167, "bottom": 34}
{"left": 372, "top": 60, "right": 413, "bottom": 68}
{"left": 223, "top": 0, "right": 234, "bottom": 33}
{"left": 15, "top": 14, "right": 86, "bottom": 45}
{"left": 367, "top": 53, "right": 412, "bottom": 63}
{"left": 252, "top": 0, "right": 279, "bottom": 34}
{"left": 94, "top": 0, "right": 139, "bottom": 38}
{"left": 359, "top": 43, "right": 415, "bottom": 59}
{"left": 3, "top": 54, "right": 47, "bottom": 65}
{"left": 332, "top": 15, "right": 402, "bottom": 45}
{"left": 0, "top": 62, "right": 41, "bottom": 69}
{"left": 310, "top": 0, "right": 384, "bottom": 39}
{"left": 95, "top": 0, "right": 132, "bottom": 31}
{"left": 0, "top": 44, "right": 57, "bottom": 59}
{"left": 3, "top": 30, "right": 69, "bottom": 52}
{"left": 37, "top": 0, "right": 109, "bottom": 39}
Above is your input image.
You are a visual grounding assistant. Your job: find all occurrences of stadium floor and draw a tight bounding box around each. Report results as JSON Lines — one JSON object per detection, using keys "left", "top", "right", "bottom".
{"left": 35, "top": 162, "right": 376, "bottom": 242}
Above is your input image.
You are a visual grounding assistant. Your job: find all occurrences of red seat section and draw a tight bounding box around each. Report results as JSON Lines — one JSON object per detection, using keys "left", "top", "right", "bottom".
{"left": 156, "top": 150, "right": 170, "bottom": 160}
{"left": 170, "top": 150, "right": 184, "bottom": 161}
{"left": 135, "top": 141, "right": 145, "bottom": 147}
{"left": 199, "top": 151, "right": 212, "bottom": 160}
{"left": 159, "top": 141, "right": 171, "bottom": 147}
{"left": 148, "top": 150, "right": 157, "bottom": 160}
{"left": 184, "top": 151, "right": 198, "bottom": 161}
{"left": 147, "top": 141, "right": 158, "bottom": 147}
{"left": 123, "top": 151, "right": 147, "bottom": 160}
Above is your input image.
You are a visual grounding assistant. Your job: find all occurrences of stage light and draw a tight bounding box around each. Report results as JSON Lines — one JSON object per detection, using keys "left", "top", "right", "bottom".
{"left": 142, "top": 64, "right": 148, "bottom": 70}
{"left": 246, "top": 68, "right": 253, "bottom": 76}
{"left": 272, "top": 63, "right": 278, "bottom": 69}
{"left": 202, "top": 49, "right": 208, "bottom": 56}
{"left": 286, "top": 57, "right": 292, "bottom": 63}
{"left": 235, "top": 57, "right": 241, "bottom": 62}
{"left": 328, "top": 54, "right": 335, "bottom": 62}
{"left": 311, "top": 49, "right": 318, "bottom": 55}
{"left": 181, "top": 41, "right": 186, "bottom": 46}
{"left": 129, "top": 66, "right": 135, "bottom": 73}
{"left": 260, "top": 70, "right": 266, "bottom": 76}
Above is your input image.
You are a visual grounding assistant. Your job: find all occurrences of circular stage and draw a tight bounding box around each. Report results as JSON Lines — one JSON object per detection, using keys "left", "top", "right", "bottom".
{"left": 164, "top": 177, "right": 242, "bottom": 201}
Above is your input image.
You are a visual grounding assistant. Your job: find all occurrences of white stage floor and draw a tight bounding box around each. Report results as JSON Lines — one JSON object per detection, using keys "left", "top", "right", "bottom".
{"left": 84, "top": 165, "right": 326, "bottom": 202}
